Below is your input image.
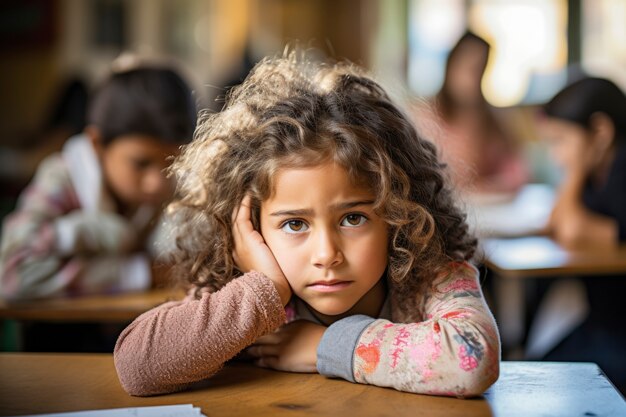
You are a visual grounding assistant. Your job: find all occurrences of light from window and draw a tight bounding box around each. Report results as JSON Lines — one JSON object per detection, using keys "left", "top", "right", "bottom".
{"left": 582, "top": 0, "right": 626, "bottom": 91}
{"left": 408, "top": 0, "right": 568, "bottom": 107}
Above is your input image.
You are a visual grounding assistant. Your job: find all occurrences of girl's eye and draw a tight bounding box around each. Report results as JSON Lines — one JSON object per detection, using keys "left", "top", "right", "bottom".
{"left": 281, "top": 220, "right": 309, "bottom": 234}
{"left": 341, "top": 214, "right": 367, "bottom": 227}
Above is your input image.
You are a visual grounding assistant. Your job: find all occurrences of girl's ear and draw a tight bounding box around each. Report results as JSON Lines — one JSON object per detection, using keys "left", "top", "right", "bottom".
{"left": 84, "top": 125, "right": 105, "bottom": 157}
{"left": 589, "top": 112, "right": 615, "bottom": 153}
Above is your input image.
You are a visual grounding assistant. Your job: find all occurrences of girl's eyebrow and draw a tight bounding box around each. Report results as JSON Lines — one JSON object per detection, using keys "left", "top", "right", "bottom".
{"left": 269, "top": 200, "right": 375, "bottom": 217}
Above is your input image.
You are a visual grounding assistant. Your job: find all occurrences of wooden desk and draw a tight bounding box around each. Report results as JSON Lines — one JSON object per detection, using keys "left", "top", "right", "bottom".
{"left": 481, "top": 236, "right": 626, "bottom": 351}
{"left": 482, "top": 236, "right": 626, "bottom": 279}
{"left": 0, "top": 289, "right": 183, "bottom": 323}
{"left": 0, "top": 354, "right": 624, "bottom": 417}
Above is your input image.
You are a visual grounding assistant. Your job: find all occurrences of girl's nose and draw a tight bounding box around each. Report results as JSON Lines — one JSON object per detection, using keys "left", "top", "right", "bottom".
{"left": 311, "top": 229, "right": 344, "bottom": 269}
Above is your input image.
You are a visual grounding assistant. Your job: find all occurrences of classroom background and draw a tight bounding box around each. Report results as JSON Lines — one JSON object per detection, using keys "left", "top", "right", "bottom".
{"left": 1, "top": 0, "right": 624, "bottom": 195}
{"left": 1, "top": 0, "right": 626, "bottom": 393}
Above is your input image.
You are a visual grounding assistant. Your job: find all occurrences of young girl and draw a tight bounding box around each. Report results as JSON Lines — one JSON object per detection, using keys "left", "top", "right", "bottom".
{"left": 0, "top": 63, "right": 197, "bottom": 300}
{"left": 114, "top": 54, "right": 500, "bottom": 397}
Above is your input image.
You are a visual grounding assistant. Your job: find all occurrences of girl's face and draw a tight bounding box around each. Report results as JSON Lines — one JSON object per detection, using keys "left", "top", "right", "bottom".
{"left": 98, "top": 134, "right": 180, "bottom": 211}
{"left": 541, "top": 117, "right": 591, "bottom": 172}
{"left": 260, "top": 162, "right": 389, "bottom": 318}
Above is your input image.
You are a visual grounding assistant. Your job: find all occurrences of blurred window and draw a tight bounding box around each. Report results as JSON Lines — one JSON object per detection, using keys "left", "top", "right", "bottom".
{"left": 407, "top": 0, "right": 466, "bottom": 99}
{"left": 408, "top": 0, "right": 568, "bottom": 106}
{"left": 581, "top": 0, "right": 626, "bottom": 91}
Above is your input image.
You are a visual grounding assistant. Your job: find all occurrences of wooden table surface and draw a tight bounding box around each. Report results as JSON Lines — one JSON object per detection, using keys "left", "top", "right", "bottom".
{"left": 0, "top": 289, "right": 183, "bottom": 323}
{"left": 482, "top": 236, "right": 626, "bottom": 278}
{"left": 0, "top": 354, "right": 624, "bottom": 417}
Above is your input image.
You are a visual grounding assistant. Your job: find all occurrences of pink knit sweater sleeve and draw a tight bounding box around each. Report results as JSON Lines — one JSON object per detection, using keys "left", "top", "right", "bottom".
{"left": 114, "top": 271, "right": 286, "bottom": 396}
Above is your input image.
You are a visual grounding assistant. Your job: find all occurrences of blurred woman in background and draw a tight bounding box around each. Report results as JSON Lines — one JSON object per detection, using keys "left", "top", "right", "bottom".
{"left": 412, "top": 31, "right": 528, "bottom": 196}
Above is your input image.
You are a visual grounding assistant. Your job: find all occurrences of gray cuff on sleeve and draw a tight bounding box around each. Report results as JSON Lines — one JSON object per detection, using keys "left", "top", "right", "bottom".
{"left": 317, "top": 315, "right": 375, "bottom": 382}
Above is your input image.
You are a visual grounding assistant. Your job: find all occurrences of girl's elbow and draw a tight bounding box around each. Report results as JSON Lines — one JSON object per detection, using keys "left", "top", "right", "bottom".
{"left": 115, "top": 357, "right": 192, "bottom": 397}
{"left": 458, "top": 356, "right": 500, "bottom": 397}
{"left": 113, "top": 337, "right": 164, "bottom": 396}
{"left": 113, "top": 331, "right": 192, "bottom": 397}
{"left": 114, "top": 355, "right": 172, "bottom": 396}
{"left": 114, "top": 347, "right": 149, "bottom": 396}
{"left": 117, "top": 376, "right": 152, "bottom": 397}
{"left": 462, "top": 369, "right": 499, "bottom": 397}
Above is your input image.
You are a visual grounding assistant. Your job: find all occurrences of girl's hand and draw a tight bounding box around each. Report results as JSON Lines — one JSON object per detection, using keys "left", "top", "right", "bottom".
{"left": 232, "top": 195, "right": 292, "bottom": 305}
{"left": 245, "top": 320, "right": 327, "bottom": 373}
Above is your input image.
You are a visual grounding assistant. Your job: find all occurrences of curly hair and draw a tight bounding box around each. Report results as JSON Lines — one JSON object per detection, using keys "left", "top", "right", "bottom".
{"left": 168, "top": 51, "right": 476, "bottom": 315}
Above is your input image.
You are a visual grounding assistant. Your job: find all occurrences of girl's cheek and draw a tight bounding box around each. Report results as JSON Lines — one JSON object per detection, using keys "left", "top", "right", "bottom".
{"left": 547, "top": 140, "right": 572, "bottom": 170}
{"left": 267, "top": 242, "right": 292, "bottom": 275}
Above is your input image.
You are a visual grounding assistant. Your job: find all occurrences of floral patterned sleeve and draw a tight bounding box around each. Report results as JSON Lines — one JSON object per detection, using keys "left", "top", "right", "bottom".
{"left": 317, "top": 262, "right": 500, "bottom": 397}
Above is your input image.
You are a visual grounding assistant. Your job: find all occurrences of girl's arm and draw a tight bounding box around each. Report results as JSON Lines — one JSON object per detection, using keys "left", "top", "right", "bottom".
{"left": 0, "top": 155, "right": 149, "bottom": 299}
{"left": 113, "top": 271, "right": 286, "bottom": 396}
{"left": 317, "top": 262, "right": 500, "bottom": 397}
{"left": 548, "top": 169, "right": 618, "bottom": 248}
{"left": 115, "top": 195, "right": 289, "bottom": 396}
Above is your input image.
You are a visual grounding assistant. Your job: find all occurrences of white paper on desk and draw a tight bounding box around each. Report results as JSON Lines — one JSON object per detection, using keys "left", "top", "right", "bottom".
{"left": 466, "top": 183, "right": 555, "bottom": 238}
{"left": 10, "top": 404, "right": 206, "bottom": 417}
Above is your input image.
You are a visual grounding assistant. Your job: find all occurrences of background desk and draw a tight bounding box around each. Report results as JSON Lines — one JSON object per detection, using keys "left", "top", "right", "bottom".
{"left": 0, "top": 290, "right": 183, "bottom": 351}
{"left": 481, "top": 236, "right": 626, "bottom": 353}
{"left": 482, "top": 236, "right": 626, "bottom": 278}
{"left": 0, "top": 289, "right": 183, "bottom": 323}
{"left": 0, "top": 354, "right": 624, "bottom": 417}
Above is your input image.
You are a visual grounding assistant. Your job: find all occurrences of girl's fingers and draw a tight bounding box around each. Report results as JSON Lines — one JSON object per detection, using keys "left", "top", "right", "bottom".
{"left": 232, "top": 195, "right": 252, "bottom": 232}
{"left": 255, "top": 332, "right": 281, "bottom": 344}
{"left": 235, "top": 195, "right": 253, "bottom": 225}
{"left": 254, "top": 357, "right": 278, "bottom": 369}
{"left": 246, "top": 344, "right": 278, "bottom": 358}
{"left": 232, "top": 195, "right": 253, "bottom": 264}
{"left": 235, "top": 196, "right": 266, "bottom": 246}
{"left": 231, "top": 199, "right": 240, "bottom": 224}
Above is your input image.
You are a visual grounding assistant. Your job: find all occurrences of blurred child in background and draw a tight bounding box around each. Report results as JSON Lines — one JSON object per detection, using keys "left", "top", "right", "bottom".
{"left": 0, "top": 63, "right": 197, "bottom": 301}
{"left": 542, "top": 77, "right": 626, "bottom": 247}
{"left": 412, "top": 31, "right": 528, "bottom": 196}
{"left": 539, "top": 76, "right": 626, "bottom": 393}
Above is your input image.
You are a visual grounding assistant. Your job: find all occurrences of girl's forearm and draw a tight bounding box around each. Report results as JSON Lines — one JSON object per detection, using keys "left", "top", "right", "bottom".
{"left": 318, "top": 263, "right": 500, "bottom": 397}
{"left": 114, "top": 272, "right": 286, "bottom": 396}
{"left": 352, "top": 315, "right": 500, "bottom": 397}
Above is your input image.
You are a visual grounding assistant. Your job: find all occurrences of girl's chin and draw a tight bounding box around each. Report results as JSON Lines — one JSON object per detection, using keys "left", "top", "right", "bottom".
{"left": 305, "top": 300, "right": 355, "bottom": 319}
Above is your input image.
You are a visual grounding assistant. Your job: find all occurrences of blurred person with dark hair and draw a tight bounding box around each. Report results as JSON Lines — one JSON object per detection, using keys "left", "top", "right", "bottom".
{"left": 542, "top": 77, "right": 626, "bottom": 247}
{"left": 412, "top": 31, "right": 528, "bottom": 195}
{"left": 538, "top": 76, "right": 626, "bottom": 393}
{"left": 0, "top": 62, "right": 197, "bottom": 301}
{"left": 0, "top": 77, "right": 89, "bottom": 189}
{"left": 46, "top": 78, "right": 89, "bottom": 136}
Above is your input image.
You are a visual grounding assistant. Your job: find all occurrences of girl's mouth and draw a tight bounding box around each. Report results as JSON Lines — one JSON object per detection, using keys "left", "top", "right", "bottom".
{"left": 307, "top": 280, "right": 352, "bottom": 292}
